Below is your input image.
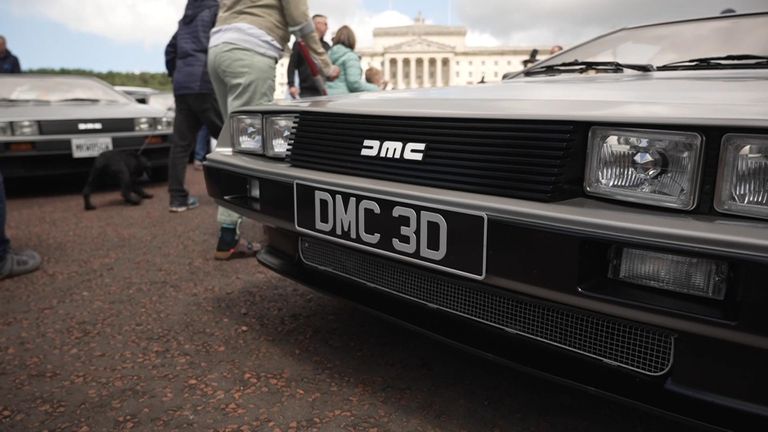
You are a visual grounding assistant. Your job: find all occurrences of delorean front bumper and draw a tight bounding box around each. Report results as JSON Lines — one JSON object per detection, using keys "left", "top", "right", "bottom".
{"left": 205, "top": 150, "right": 768, "bottom": 430}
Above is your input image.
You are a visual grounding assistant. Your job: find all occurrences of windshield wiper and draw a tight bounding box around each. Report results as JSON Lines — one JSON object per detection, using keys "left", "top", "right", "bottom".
{"left": 524, "top": 60, "right": 655, "bottom": 77}
{"left": 657, "top": 54, "right": 768, "bottom": 71}
{"left": 0, "top": 97, "right": 51, "bottom": 104}
{"left": 53, "top": 98, "right": 105, "bottom": 103}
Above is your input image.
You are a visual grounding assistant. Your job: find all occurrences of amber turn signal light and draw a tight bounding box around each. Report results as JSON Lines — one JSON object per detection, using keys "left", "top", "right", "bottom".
{"left": 145, "top": 136, "right": 164, "bottom": 145}
{"left": 9, "top": 142, "right": 34, "bottom": 152}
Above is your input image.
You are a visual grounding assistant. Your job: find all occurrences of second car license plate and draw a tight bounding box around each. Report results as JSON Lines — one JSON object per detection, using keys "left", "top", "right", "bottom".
{"left": 294, "top": 182, "right": 487, "bottom": 279}
{"left": 71, "top": 137, "right": 113, "bottom": 158}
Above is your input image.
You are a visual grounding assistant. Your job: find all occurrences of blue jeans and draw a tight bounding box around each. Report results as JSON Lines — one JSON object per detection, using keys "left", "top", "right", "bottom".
{"left": 195, "top": 126, "right": 210, "bottom": 162}
{"left": 0, "top": 171, "right": 9, "bottom": 261}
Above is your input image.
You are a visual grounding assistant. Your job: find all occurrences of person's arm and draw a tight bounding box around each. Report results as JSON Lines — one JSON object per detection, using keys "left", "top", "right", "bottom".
{"left": 164, "top": 32, "right": 178, "bottom": 78}
{"left": 12, "top": 56, "right": 21, "bottom": 73}
{"left": 282, "top": 0, "right": 337, "bottom": 79}
{"left": 343, "top": 56, "right": 380, "bottom": 93}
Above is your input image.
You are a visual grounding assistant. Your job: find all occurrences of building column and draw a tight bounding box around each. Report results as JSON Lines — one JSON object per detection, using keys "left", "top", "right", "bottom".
{"left": 423, "top": 58, "right": 431, "bottom": 87}
{"left": 409, "top": 56, "right": 417, "bottom": 89}
{"left": 383, "top": 56, "right": 390, "bottom": 85}
{"left": 436, "top": 58, "right": 443, "bottom": 87}
{"left": 396, "top": 57, "right": 403, "bottom": 90}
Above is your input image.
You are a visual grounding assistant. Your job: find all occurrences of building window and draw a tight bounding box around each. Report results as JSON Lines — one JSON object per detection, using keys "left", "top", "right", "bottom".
{"left": 494, "top": 60, "right": 498, "bottom": 66}
{"left": 456, "top": 61, "right": 460, "bottom": 66}
{"left": 507, "top": 60, "right": 511, "bottom": 66}
{"left": 494, "top": 71, "right": 498, "bottom": 78}
{"left": 456, "top": 71, "right": 460, "bottom": 78}
{"left": 469, "top": 61, "right": 473, "bottom": 66}
{"left": 469, "top": 71, "right": 473, "bottom": 78}
{"left": 481, "top": 60, "right": 485, "bottom": 66}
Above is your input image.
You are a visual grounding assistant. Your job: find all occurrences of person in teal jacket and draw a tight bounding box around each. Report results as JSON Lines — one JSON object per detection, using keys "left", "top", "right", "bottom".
{"left": 325, "top": 26, "right": 380, "bottom": 95}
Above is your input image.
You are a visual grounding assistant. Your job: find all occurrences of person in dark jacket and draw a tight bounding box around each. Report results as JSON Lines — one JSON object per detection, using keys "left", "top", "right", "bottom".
{"left": 165, "top": 0, "right": 222, "bottom": 212}
{"left": 286, "top": 15, "right": 330, "bottom": 99}
{"left": 0, "top": 36, "right": 22, "bottom": 74}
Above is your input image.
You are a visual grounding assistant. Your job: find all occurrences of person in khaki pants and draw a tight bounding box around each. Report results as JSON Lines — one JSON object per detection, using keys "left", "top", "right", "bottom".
{"left": 207, "top": 0, "right": 339, "bottom": 260}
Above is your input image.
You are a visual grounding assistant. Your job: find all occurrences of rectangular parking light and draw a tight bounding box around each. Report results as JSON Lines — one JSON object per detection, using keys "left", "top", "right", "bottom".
{"left": 264, "top": 115, "right": 297, "bottom": 158}
{"left": 715, "top": 134, "right": 768, "bottom": 220}
{"left": 585, "top": 127, "right": 703, "bottom": 210}
{"left": 609, "top": 247, "right": 728, "bottom": 300}
{"left": 232, "top": 115, "right": 263, "bottom": 154}
{"left": 12, "top": 120, "right": 39, "bottom": 136}
{"left": 134, "top": 117, "right": 155, "bottom": 132}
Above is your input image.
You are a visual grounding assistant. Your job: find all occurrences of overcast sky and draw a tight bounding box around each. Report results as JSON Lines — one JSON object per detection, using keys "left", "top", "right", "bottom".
{"left": 0, "top": 0, "right": 764, "bottom": 71}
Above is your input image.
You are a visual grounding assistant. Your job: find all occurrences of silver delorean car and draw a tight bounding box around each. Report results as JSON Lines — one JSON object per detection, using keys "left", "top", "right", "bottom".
{"left": 0, "top": 75, "right": 173, "bottom": 179}
{"left": 204, "top": 13, "right": 768, "bottom": 429}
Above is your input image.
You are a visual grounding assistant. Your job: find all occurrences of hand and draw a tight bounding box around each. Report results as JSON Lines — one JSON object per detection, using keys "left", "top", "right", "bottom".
{"left": 288, "top": 86, "right": 299, "bottom": 99}
{"left": 380, "top": 80, "right": 389, "bottom": 90}
{"left": 326, "top": 65, "right": 341, "bottom": 81}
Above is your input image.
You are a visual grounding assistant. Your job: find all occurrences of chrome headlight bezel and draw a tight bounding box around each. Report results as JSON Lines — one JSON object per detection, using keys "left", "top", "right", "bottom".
{"left": 714, "top": 133, "right": 768, "bottom": 220}
{"left": 231, "top": 114, "right": 264, "bottom": 154}
{"left": 584, "top": 127, "right": 704, "bottom": 210}
{"left": 12, "top": 120, "right": 40, "bottom": 136}
{"left": 263, "top": 114, "right": 297, "bottom": 159}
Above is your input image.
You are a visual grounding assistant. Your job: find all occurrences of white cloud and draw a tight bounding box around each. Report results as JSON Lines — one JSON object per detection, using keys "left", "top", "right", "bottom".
{"left": 8, "top": 0, "right": 186, "bottom": 47}
{"left": 465, "top": 31, "right": 501, "bottom": 47}
{"left": 7, "top": 0, "right": 414, "bottom": 50}
{"left": 454, "top": 0, "right": 768, "bottom": 47}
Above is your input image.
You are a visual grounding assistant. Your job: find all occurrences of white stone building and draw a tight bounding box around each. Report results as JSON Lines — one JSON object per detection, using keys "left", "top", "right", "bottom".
{"left": 273, "top": 16, "right": 552, "bottom": 98}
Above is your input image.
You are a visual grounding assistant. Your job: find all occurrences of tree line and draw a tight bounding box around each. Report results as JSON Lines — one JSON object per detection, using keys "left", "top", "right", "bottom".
{"left": 26, "top": 68, "right": 172, "bottom": 91}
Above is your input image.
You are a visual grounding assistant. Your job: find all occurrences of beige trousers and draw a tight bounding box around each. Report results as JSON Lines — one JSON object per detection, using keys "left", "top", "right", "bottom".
{"left": 207, "top": 42, "right": 277, "bottom": 227}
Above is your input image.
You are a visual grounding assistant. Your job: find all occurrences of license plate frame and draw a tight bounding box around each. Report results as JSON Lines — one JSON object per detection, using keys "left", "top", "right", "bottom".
{"left": 294, "top": 181, "right": 487, "bottom": 279}
{"left": 71, "top": 137, "right": 113, "bottom": 158}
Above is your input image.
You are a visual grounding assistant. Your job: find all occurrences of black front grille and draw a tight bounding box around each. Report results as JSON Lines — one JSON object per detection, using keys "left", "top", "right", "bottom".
{"left": 288, "top": 113, "right": 585, "bottom": 201}
{"left": 39, "top": 119, "right": 135, "bottom": 135}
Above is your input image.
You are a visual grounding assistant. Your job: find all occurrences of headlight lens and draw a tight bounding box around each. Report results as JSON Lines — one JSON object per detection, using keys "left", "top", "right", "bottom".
{"left": 0, "top": 122, "right": 11, "bottom": 137}
{"left": 12, "top": 120, "right": 40, "bottom": 136}
{"left": 232, "top": 115, "right": 263, "bottom": 154}
{"left": 585, "top": 127, "right": 703, "bottom": 210}
{"left": 134, "top": 117, "right": 156, "bottom": 132}
{"left": 156, "top": 116, "right": 173, "bottom": 131}
{"left": 715, "top": 134, "right": 768, "bottom": 219}
{"left": 264, "top": 115, "right": 297, "bottom": 158}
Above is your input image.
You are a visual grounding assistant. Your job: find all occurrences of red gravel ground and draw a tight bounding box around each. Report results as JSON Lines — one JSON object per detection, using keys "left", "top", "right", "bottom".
{"left": 0, "top": 169, "right": 704, "bottom": 431}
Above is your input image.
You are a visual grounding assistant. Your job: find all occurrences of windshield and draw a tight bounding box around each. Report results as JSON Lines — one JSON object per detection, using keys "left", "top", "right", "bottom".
{"left": 522, "top": 14, "right": 768, "bottom": 73}
{"left": 0, "top": 76, "right": 133, "bottom": 103}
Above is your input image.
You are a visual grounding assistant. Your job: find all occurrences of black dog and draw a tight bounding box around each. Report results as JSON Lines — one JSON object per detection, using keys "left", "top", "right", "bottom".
{"left": 83, "top": 151, "right": 153, "bottom": 210}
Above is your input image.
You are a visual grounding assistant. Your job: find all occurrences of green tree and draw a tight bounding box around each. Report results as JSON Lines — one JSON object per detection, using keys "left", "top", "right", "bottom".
{"left": 25, "top": 68, "right": 172, "bottom": 91}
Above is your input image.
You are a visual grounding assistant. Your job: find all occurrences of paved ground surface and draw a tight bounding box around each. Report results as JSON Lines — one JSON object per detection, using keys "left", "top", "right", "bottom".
{"left": 0, "top": 168, "right": 706, "bottom": 432}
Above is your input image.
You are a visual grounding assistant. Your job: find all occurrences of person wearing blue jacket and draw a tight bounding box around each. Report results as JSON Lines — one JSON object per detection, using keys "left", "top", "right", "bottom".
{"left": 325, "top": 26, "right": 380, "bottom": 95}
{"left": 0, "top": 36, "right": 21, "bottom": 74}
{"left": 164, "top": 0, "right": 222, "bottom": 213}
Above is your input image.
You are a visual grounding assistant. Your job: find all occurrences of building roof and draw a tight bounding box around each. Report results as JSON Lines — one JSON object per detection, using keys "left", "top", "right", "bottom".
{"left": 373, "top": 23, "right": 467, "bottom": 37}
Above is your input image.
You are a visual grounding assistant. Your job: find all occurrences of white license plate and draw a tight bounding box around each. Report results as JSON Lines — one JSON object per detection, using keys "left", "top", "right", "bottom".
{"left": 71, "top": 137, "right": 113, "bottom": 158}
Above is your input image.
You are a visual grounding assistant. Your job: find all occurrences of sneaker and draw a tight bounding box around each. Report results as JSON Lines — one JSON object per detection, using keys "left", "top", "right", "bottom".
{"left": 169, "top": 196, "right": 200, "bottom": 213}
{"left": 193, "top": 160, "right": 204, "bottom": 171}
{"left": 214, "top": 238, "right": 261, "bottom": 260}
{"left": 0, "top": 249, "right": 42, "bottom": 280}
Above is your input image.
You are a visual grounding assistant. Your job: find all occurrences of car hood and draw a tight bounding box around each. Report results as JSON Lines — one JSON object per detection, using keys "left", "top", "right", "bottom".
{"left": 0, "top": 102, "right": 168, "bottom": 122}
{"left": 270, "top": 70, "right": 768, "bottom": 128}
